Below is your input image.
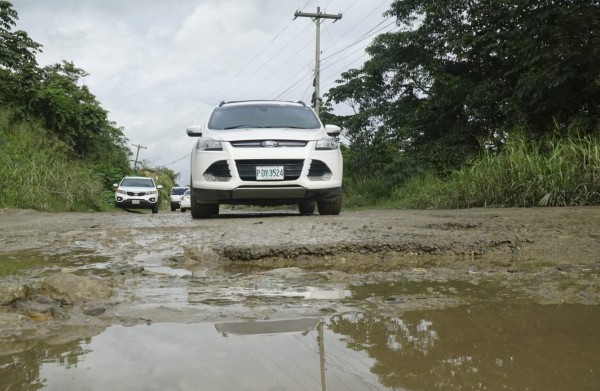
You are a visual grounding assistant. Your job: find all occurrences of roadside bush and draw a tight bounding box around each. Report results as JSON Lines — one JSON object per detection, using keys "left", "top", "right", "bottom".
{"left": 393, "top": 130, "right": 600, "bottom": 208}
{"left": 0, "top": 111, "right": 106, "bottom": 211}
{"left": 342, "top": 174, "right": 398, "bottom": 209}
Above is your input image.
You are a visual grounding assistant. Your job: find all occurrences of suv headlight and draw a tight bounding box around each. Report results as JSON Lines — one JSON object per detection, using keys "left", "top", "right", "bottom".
{"left": 315, "top": 137, "right": 338, "bottom": 150}
{"left": 198, "top": 139, "right": 223, "bottom": 151}
{"left": 116, "top": 189, "right": 126, "bottom": 194}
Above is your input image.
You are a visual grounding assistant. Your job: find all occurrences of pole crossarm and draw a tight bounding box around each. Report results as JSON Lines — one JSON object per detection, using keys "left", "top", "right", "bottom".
{"left": 294, "top": 10, "right": 342, "bottom": 21}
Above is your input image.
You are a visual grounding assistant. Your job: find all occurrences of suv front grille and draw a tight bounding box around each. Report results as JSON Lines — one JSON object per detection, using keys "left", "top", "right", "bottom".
{"left": 231, "top": 140, "right": 307, "bottom": 148}
{"left": 235, "top": 159, "right": 303, "bottom": 181}
{"left": 127, "top": 191, "right": 147, "bottom": 196}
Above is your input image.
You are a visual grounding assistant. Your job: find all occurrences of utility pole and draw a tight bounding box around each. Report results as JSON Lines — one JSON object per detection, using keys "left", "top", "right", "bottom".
{"left": 294, "top": 6, "right": 342, "bottom": 117}
{"left": 132, "top": 143, "right": 147, "bottom": 171}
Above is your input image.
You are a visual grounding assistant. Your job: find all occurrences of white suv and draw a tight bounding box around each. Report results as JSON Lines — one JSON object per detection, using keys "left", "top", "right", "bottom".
{"left": 169, "top": 186, "right": 189, "bottom": 211}
{"left": 113, "top": 176, "right": 163, "bottom": 214}
{"left": 186, "top": 100, "right": 343, "bottom": 218}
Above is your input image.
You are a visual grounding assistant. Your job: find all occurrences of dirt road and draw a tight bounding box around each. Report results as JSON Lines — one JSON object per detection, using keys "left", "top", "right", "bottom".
{"left": 1, "top": 205, "right": 598, "bottom": 321}
{"left": 1, "top": 206, "right": 599, "bottom": 390}
{"left": 2, "top": 206, "right": 599, "bottom": 263}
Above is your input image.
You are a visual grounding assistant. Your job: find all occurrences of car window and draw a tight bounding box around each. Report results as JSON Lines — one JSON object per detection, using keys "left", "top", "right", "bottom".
{"left": 208, "top": 105, "right": 321, "bottom": 130}
{"left": 121, "top": 178, "right": 154, "bottom": 187}
{"left": 171, "top": 188, "right": 188, "bottom": 195}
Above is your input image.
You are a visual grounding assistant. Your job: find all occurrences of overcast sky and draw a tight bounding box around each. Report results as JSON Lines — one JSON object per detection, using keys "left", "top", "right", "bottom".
{"left": 11, "top": 0, "right": 396, "bottom": 184}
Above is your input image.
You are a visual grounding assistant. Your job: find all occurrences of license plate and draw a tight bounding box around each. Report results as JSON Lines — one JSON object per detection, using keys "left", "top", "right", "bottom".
{"left": 132, "top": 200, "right": 140, "bottom": 205}
{"left": 256, "top": 166, "right": 284, "bottom": 180}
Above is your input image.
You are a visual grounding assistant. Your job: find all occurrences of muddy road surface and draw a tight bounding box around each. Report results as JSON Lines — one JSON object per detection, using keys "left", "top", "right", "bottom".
{"left": 1, "top": 206, "right": 599, "bottom": 390}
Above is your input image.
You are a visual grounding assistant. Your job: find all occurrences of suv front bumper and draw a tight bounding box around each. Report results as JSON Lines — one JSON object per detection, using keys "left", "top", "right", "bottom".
{"left": 115, "top": 198, "right": 158, "bottom": 209}
{"left": 192, "top": 186, "right": 341, "bottom": 206}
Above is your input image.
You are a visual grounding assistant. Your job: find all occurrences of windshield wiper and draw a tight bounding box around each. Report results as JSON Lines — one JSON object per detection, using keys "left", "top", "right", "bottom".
{"left": 223, "top": 125, "right": 265, "bottom": 129}
{"left": 263, "top": 125, "right": 306, "bottom": 129}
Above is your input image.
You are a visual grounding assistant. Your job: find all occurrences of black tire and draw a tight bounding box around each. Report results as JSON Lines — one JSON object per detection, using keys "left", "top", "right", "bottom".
{"left": 151, "top": 205, "right": 159, "bottom": 214}
{"left": 181, "top": 208, "right": 186, "bottom": 212}
{"left": 190, "top": 190, "right": 216, "bottom": 218}
{"left": 191, "top": 203, "right": 217, "bottom": 218}
{"left": 317, "top": 196, "right": 342, "bottom": 215}
{"left": 298, "top": 201, "right": 316, "bottom": 215}
{"left": 171, "top": 206, "right": 176, "bottom": 211}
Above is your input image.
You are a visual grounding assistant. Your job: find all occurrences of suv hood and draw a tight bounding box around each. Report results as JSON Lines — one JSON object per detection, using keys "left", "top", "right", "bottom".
{"left": 203, "top": 128, "right": 325, "bottom": 142}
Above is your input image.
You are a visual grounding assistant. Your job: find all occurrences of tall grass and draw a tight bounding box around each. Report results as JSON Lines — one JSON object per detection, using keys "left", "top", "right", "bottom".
{"left": 0, "top": 111, "right": 106, "bottom": 211}
{"left": 342, "top": 174, "right": 399, "bottom": 209}
{"left": 394, "top": 130, "right": 600, "bottom": 208}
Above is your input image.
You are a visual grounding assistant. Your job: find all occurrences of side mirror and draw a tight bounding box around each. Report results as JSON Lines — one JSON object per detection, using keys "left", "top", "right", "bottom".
{"left": 324, "top": 124, "right": 342, "bottom": 137}
{"left": 186, "top": 126, "right": 203, "bottom": 137}
{"left": 157, "top": 185, "right": 163, "bottom": 189}
{"left": 112, "top": 183, "right": 118, "bottom": 188}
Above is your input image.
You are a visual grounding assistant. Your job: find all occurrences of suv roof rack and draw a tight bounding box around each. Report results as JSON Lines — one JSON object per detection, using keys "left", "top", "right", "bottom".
{"left": 218, "top": 100, "right": 304, "bottom": 107}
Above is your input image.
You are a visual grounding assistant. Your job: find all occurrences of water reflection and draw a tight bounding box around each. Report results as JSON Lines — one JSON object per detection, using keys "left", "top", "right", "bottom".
{"left": 329, "top": 304, "right": 600, "bottom": 390}
{"left": 32, "top": 321, "right": 381, "bottom": 391}
{"left": 0, "top": 326, "right": 105, "bottom": 391}
{"left": 2, "top": 304, "right": 599, "bottom": 390}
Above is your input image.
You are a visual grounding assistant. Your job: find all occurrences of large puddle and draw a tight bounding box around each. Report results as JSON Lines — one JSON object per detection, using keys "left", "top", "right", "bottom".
{"left": 1, "top": 248, "right": 599, "bottom": 390}
{"left": 2, "top": 304, "right": 599, "bottom": 390}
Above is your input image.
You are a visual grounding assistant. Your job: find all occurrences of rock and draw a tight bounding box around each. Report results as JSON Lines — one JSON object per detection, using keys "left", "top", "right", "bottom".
{"left": 0, "top": 281, "right": 29, "bottom": 305}
{"left": 50, "top": 307, "right": 70, "bottom": 320}
{"left": 41, "top": 273, "right": 115, "bottom": 305}
{"left": 83, "top": 306, "right": 106, "bottom": 316}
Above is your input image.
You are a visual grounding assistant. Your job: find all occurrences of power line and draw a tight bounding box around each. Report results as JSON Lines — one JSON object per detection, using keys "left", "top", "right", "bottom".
{"left": 321, "top": 17, "right": 396, "bottom": 63}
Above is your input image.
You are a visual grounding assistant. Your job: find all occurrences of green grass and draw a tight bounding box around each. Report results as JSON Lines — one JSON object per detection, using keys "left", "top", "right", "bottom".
{"left": 392, "top": 130, "right": 600, "bottom": 209}
{"left": 0, "top": 111, "right": 108, "bottom": 211}
{"left": 342, "top": 174, "right": 398, "bottom": 209}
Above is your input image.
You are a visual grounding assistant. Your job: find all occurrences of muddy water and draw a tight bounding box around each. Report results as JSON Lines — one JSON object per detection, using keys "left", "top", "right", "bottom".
{"left": 1, "top": 208, "right": 600, "bottom": 390}
{"left": 2, "top": 292, "right": 599, "bottom": 389}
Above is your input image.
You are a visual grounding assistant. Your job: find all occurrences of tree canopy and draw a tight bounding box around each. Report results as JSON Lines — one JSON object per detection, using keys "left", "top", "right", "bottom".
{"left": 0, "top": 0, "right": 130, "bottom": 177}
{"left": 326, "top": 0, "right": 600, "bottom": 177}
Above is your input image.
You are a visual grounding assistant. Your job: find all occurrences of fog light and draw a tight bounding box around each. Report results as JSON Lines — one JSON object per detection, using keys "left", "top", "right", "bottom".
{"left": 308, "top": 173, "right": 332, "bottom": 181}
{"left": 117, "top": 197, "right": 123, "bottom": 201}
{"left": 204, "top": 173, "right": 231, "bottom": 182}
{"left": 149, "top": 198, "right": 156, "bottom": 202}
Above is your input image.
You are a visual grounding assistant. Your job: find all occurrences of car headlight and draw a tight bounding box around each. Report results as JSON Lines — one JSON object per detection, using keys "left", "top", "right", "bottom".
{"left": 116, "top": 189, "right": 126, "bottom": 194}
{"left": 198, "top": 139, "right": 223, "bottom": 151}
{"left": 148, "top": 190, "right": 158, "bottom": 195}
{"left": 315, "top": 137, "right": 338, "bottom": 150}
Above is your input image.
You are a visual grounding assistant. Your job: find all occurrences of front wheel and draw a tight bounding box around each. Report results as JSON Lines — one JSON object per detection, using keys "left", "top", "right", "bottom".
{"left": 298, "top": 201, "right": 316, "bottom": 215}
{"left": 317, "top": 196, "right": 342, "bottom": 215}
{"left": 191, "top": 203, "right": 218, "bottom": 218}
{"left": 190, "top": 192, "right": 219, "bottom": 218}
{"left": 151, "top": 205, "right": 159, "bottom": 214}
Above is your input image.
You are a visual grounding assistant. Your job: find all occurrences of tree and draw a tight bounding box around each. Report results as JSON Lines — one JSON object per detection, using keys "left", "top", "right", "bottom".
{"left": 326, "top": 0, "right": 600, "bottom": 176}
{"left": 0, "top": 0, "right": 41, "bottom": 70}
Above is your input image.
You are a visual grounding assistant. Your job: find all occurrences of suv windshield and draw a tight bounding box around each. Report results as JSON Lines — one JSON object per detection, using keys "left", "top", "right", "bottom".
{"left": 171, "top": 187, "right": 188, "bottom": 195}
{"left": 121, "top": 178, "right": 154, "bottom": 187}
{"left": 208, "top": 104, "right": 321, "bottom": 130}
